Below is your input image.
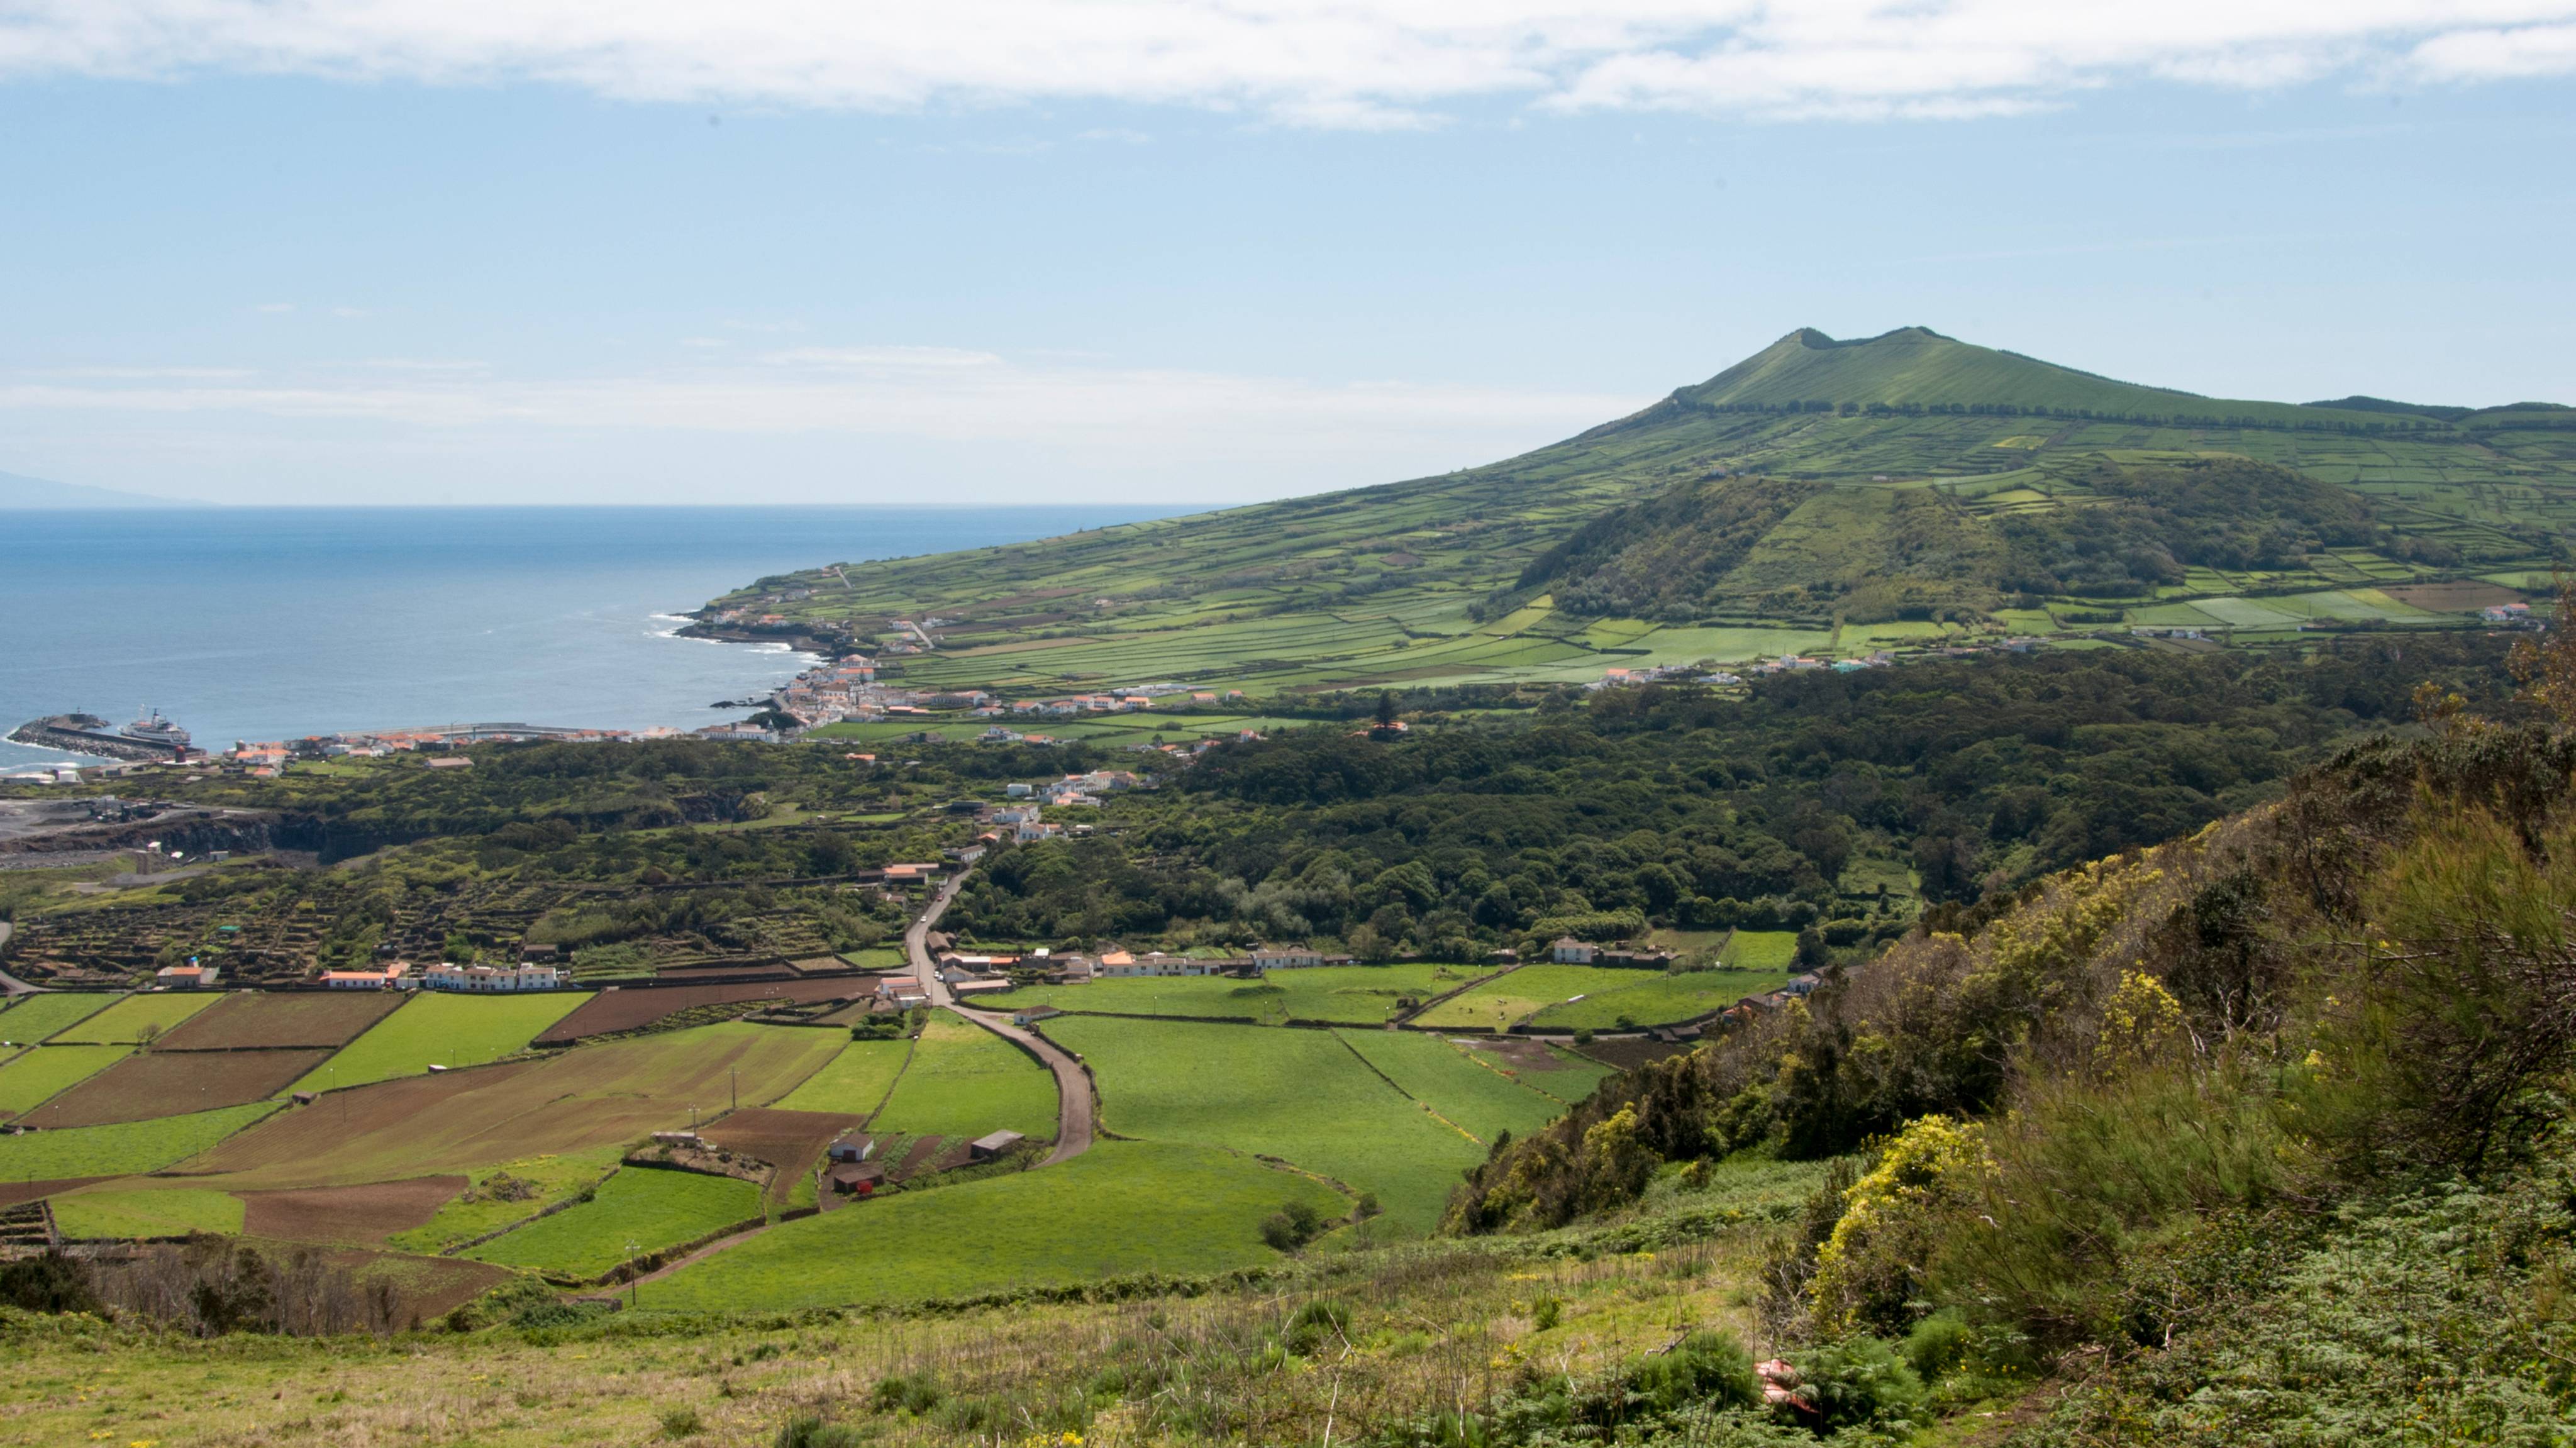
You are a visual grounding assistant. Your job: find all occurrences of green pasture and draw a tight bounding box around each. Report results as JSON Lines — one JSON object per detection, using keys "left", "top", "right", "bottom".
{"left": 1046, "top": 1015, "right": 1495, "bottom": 1234}
{"left": 294, "top": 991, "right": 592, "bottom": 1092}
{"left": 468, "top": 1166, "right": 762, "bottom": 1279}
{"left": 869, "top": 1011, "right": 1056, "bottom": 1142}
{"left": 984, "top": 963, "right": 1490, "bottom": 1025}
{"left": 0, "top": 1044, "right": 133, "bottom": 1117}
{"left": 52, "top": 1186, "right": 247, "bottom": 1240}
{"left": 1721, "top": 931, "right": 1801, "bottom": 970}
{"left": 645, "top": 1140, "right": 1344, "bottom": 1313}
{"left": 1413, "top": 964, "right": 1682, "bottom": 1031}
{"left": 836, "top": 948, "right": 908, "bottom": 970}
{"left": 1333, "top": 1031, "right": 1608, "bottom": 1139}
{"left": 1523, "top": 969, "right": 1792, "bottom": 1030}
{"left": 772, "top": 1037, "right": 913, "bottom": 1117}
{"left": 50, "top": 992, "right": 219, "bottom": 1044}
{"left": 0, "top": 1102, "right": 279, "bottom": 1181}
{"left": 387, "top": 1149, "right": 625, "bottom": 1255}
{"left": 0, "top": 993, "right": 119, "bottom": 1044}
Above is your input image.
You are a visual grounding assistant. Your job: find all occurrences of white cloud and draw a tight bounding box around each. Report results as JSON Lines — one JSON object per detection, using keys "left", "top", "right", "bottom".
{"left": 0, "top": 349, "right": 1645, "bottom": 467}
{"left": 2, "top": 2, "right": 2572, "bottom": 127}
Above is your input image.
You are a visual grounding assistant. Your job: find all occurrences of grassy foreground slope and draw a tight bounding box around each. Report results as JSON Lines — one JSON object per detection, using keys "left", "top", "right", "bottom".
{"left": 706, "top": 327, "right": 2576, "bottom": 693}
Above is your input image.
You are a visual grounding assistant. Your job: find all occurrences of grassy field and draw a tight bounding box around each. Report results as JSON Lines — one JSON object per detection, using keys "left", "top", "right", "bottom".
{"left": 386, "top": 1150, "right": 626, "bottom": 1255}
{"left": 1720, "top": 931, "right": 1801, "bottom": 970}
{"left": 292, "top": 991, "right": 593, "bottom": 1092}
{"left": 202, "top": 1022, "right": 845, "bottom": 1190}
{"left": 52, "top": 1185, "right": 247, "bottom": 1239}
{"left": 869, "top": 1012, "right": 1056, "bottom": 1142}
{"left": 1045, "top": 1016, "right": 1494, "bottom": 1233}
{"left": 0, "top": 992, "right": 118, "bottom": 1044}
{"left": 50, "top": 991, "right": 219, "bottom": 1043}
{"left": 467, "top": 1166, "right": 762, "bottom": 1280}
{"left": 647, "top": 1140, "right": 1345, "bottom": 1312}
{"left": 0, "top": 1044, "right": 131, "bottom": 1117}
{"left": 982, "top": 963, "right": 1492, "bottom": 1025}
{"left": 0, "top": 1102, "right": 279, "bottom": 1180}
{"left": 1411, "top": 964, "right": 1684, "bottom": 1031}
{"left": 1331, "top": 1031, "right": 1610, "bottom": 1141}
{"left": 1522, "top": 968, "right": 1793, "bottom": 1030}
{"left": 770, "top": 1037, "right": 912, "bottom": 1117}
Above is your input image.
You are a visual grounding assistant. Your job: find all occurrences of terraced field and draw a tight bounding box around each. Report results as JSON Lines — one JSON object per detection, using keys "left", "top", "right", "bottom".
{"left": 0, "top": 1102, "right": 281, "bottom": 1180}
{"left": 52, "top": 1185, "right": 248, "bottom": 1240}
{"left": 50, "top": 992, "right": 219, "bottom": 1044}
{"left": 0, "top": 1044, "right": 132, "bottom": 1117}
{"left": 158, "top": 990, "right": 404, "bottom": 1050}
{"left": 18, "top": 1047, "right": 330, "bottom": 1128}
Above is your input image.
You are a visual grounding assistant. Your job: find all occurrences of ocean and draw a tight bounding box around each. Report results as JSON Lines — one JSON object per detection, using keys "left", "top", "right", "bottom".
{"left": 0, "top": 506, "right": 1172, "bottom": 771}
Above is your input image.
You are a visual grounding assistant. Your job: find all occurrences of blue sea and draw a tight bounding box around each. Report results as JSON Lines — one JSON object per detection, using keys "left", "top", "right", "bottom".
{"left": 0, "top": 506, "right": 1172, "bottom": 771}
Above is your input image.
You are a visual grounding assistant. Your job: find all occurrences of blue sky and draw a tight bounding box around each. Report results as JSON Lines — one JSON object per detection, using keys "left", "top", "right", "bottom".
{"left": 1, "top": 3, "right": 2571, "bottom": 506}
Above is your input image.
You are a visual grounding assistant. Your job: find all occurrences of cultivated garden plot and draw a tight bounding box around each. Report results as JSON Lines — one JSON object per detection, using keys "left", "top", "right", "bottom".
{"left": 869, "top": 1010, "right": 1056, "bottom": 1142}
{"left": 0, "top": 1043, "right": 132, "bottom": 1117}
{"left": 0, "top": 992, "right": 119, "bottom": 1044}
{"left": 48, "top": 991, "right": 219, "bottom": 1044}
{"left": 155, "top": 990, "right": 406, "bottom": 1051}
{"left": 467, "top": 1166, "right": 763, "bottom": 1281}
{"left": 1044, "top": 1015, "right": 1496, "bottom": 1234}
{"left": 697, "top": 1106, "right": 868, "bottom": 1210}
{"left": 293, "top": 990, "right": 592, "bottom": 1091}
{"left": 772, "top": 1037, "right": 911, "bottom": 1117}
{"left": 387, "top": 1151, "right": 623, "bottom": 1254}
{"left": 535, "top": 980, "right": 857, "bottom": 1043}
{"left": 647, "top": 1140, "right": 1346, "bottom": 1313}
{"left": 197, "top": 1022, "right": 843, "bottom": 1190}
{"left": 0, "top": 1102, "right": 281, "bottom": 1181}
{"left": 18, "top": 1047, "right": 331, "bottom": 1129}
{"left": 238, "top": 1174, "right": 469, "bottom": 1243}
{"left": 984, "top": 962, "right": 1493, "bottom": 1025}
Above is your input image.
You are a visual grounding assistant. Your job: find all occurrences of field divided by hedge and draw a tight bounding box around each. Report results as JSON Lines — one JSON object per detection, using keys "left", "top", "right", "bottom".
{"left": 1045, "top": 1016, "right": 1491, "bottom": 1234}
{"left": 0, "top": 1102, "right": 280, "bottom": 1180}
{"left": 467, "top": 1166, "right": 762, "bottom": 1280}
{"left": 293, "top": 991, "right": 593, "bottom": 1092}
{"left": 50, "top": 992, "right": 219, "bottom": 1044}
{"left": 646, "top": 1141, "right": 1343, "bottom": 1313}
{"left": 0, "top": 993, "right": 120, "bottom": 1044}
{"left": 773, "top": 1037, "right": 912, "bottom": 1117}
{"left": 870, "top": 1012, "right": 1055, "bottom": 1142}
{"left": 0, "top": 1044, "right": 133, "bottom": 1118}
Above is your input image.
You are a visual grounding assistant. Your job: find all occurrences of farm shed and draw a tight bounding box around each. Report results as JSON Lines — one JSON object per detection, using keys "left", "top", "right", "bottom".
{"left": 829, "top": 1162, "right": 884, "bottom": 1197}
{"left": 969, "top": 1130, "right": 1025, "bottom": 1162}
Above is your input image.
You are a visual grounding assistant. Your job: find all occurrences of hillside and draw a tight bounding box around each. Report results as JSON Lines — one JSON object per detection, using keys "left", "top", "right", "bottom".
{"left": 701, "top": 328, "right": 2576, "bottom": 704}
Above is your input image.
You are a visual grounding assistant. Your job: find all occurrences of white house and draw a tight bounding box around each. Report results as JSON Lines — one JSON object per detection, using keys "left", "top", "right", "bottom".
{"left": 423, "top": 961, "right": 569, "bottom": 993}
{"left": 1552, "top": 937, "right": 1597, "bottom": 964}
{"left": 1250, "top": 944, "right": 1326, "bottom": 970}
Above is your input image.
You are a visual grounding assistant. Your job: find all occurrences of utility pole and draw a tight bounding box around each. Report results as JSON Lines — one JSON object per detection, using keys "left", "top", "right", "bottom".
{"left": 730, "top": 1067, "right": 737, "bottom": 1113}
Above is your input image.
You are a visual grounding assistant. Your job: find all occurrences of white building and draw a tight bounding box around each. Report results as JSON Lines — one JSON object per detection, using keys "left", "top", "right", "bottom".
{"left": 1251, "top": 945, "right": 1326, "bottom": 970}
{"left": 1552, "top": 937, "right": 1597, "bottom": 964}
{"left": 423, "top": 961, "right": 570, "bottom": 992}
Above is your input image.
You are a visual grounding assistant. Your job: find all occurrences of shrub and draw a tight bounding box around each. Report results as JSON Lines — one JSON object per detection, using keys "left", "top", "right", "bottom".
{"left": 0, "top": 1251, "right": 99, "bottom": 1315}
{"left": 1785, "top": 1336, "right": 1924, "bottom": 1432}
{"left": 1531, "top": 1296, "right": 1562, "bottom": 1332}
{"left": 775, "top": 1415, "right": 867, "bottom": 1448}
{"left": 1627, "top": 1329, "right": 1761, "bottom": 1415}
{"left": 658, "top": 1405, "right": 704, "bottom": 1439}
{"left": 1806, "top": 1115, "right": 1990, "bottom": 1336}
{"left": 868, "top": 1372, "right": 941, "bottom": 1415}
{"left": 1261, "top": 1199, "right": 1326, "bottom": 1252}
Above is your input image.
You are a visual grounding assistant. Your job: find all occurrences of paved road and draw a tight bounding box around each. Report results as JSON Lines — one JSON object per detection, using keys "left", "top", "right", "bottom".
{"left": 908, "top": 864, "right": 1096, "bottom": 1167}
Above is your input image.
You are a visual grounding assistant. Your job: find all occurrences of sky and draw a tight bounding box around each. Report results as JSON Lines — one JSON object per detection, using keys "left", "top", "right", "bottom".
{"left": 1, "top": 2, "right": 2572, "bottom": 507}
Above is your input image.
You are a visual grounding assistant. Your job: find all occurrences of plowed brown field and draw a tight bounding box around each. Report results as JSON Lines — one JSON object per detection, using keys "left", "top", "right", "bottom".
{"left": 158, "top": 992, "right": 405, "bottom": 1050}
{"left": 19, "top": 1049, "right": 330, "bottom": 1129}
{"left": 194, "top": 1023, "right": 843, "bottom": 1190}
{"left": 0, "top": 1176, "right": 112, "bottom": 1209}
{"left": 535, "top": 980, "right": 863, "bottom": 1042}
{"left": 699, "top": 1107, "right": 867, "bottom": 1206}
{"left": 240, "top": 1175, "right": 467, "bottom": 1242}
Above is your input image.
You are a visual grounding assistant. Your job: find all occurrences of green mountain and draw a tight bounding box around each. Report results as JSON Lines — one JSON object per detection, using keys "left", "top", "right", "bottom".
{"left": 704, "top": 328, "right": 2576, "bottom": 705}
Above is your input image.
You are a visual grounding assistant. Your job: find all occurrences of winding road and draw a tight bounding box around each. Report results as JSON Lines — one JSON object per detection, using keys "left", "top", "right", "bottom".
{"left": 908, "top": 862, "right": 1096, "bottom": 1166}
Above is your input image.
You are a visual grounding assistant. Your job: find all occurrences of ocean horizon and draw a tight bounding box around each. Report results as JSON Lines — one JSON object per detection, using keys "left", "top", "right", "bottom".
{"left": 0, "top": 504, "right": 1175, "bottom": 771}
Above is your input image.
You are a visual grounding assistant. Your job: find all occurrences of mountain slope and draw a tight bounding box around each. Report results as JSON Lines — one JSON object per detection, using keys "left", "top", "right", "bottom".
{"left": 703, "top": 328, "right": 2576, "bottom": 700}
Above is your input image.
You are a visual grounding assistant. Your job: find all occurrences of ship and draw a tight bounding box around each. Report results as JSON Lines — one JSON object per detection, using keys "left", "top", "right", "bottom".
{"left": 120, "top": 708, "right": 191, "bottom": 749}
{"left": 8, "top": 707, "right": 202, "bottom": 763}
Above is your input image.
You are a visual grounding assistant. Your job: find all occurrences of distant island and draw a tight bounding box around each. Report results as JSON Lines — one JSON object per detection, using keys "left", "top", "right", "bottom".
{"left": 0, "top": 468, "right": 200, "bottom": 509}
